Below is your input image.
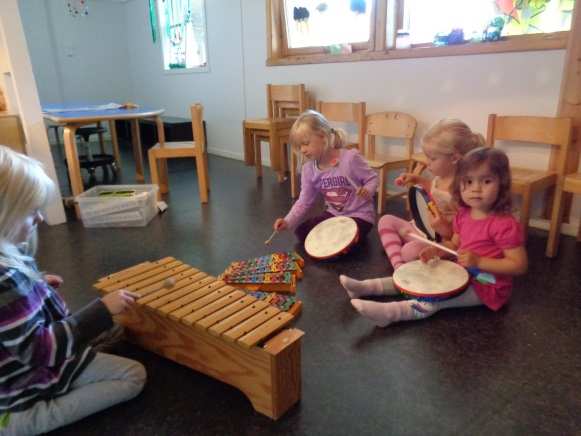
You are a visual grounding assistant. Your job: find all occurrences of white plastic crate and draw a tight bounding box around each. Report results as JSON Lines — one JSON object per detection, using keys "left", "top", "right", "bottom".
{"left": 76, "top": 185, "right": 159, "bottom": 228}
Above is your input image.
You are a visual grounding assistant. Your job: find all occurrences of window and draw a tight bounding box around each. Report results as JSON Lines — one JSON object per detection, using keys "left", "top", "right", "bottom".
{"left": 403, "top": 0, "right": 574, "bottom": 45}
{"left": 157, "top": 0, "right": 208, "bottom": 71}
{"left": 267, "top": 0, "right": 575, "bottom": 65}
{"left": 284, "top": 0, "right": 373, "bottom": 50}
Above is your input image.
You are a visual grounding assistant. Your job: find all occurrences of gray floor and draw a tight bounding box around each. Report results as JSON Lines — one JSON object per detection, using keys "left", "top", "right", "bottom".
{"left": 39, "top": 143, "right": 581, "bottom": 435}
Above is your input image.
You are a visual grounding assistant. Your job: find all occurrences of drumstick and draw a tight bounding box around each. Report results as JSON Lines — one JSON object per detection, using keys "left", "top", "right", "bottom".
{"left": 264, "top": 230, "right": 278, "bottom": 245}
{"left": 407, "top": 232, "right": 458, "bottom": 257}
{"left": 408, "top": 233, "right": 497, "bottom": 285}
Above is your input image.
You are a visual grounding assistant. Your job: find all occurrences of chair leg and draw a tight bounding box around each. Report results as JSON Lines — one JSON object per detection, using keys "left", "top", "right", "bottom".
{"left": 158, "top": 159, "right": 169, "bottom": 194}
{"left": 282, "top": 143, "right": 289, "bottom": 175}
{"left": 195, "top": 152, "right": 209, "bottom": 204}
{"left": 108, "top": 120, "right": 122, "bottom": 171}
{"left": 254, "top": 135, "right": 263, "bottom": 178}
{"left": 520, "top": 190, "right": 532, "bottom": 236}
{"left": 268, "top": 129, "right": 285, "bottom": 183}
{"left": 290, "top": 149, "right": 298, "bottom": 199}
{"left": 148, "top": 150, "right": 162, "bottom": 201}
{"left": 546, "top": 186, "right": 566, "bottom": 258}
{"left": 377, "top": 168, "right": 386, "bottom": 215}
{"left": 243, "top": 125, "right": 255, "bottom": 166}
{"left": 542, "top": 185, "right": 555, "bottom": 220}
{"left": 97, "top": 121, "right": 106, "bottom": 154}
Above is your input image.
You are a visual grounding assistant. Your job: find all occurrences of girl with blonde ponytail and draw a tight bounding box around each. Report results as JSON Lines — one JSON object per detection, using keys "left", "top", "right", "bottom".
{"left": 272, "top": 110, "right": 378, "bottom": 249}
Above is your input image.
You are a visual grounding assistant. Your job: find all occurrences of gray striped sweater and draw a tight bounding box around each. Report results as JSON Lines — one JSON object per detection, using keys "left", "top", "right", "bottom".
{"left": 0, "top": 264, "right": 113, "bottom": 412}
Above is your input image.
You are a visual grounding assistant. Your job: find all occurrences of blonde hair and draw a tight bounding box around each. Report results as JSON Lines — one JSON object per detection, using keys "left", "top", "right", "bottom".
{"left": 0, "top": 146, "right": 55, "bottom": 281}
{"left": 422, "top": 119, "right": 485, "bottom": 156}
{"left": 289, "top": 110, "right": 347, "bottom": 150}
{"left": 289, "top": 110, "right": 348, "bottom": 170}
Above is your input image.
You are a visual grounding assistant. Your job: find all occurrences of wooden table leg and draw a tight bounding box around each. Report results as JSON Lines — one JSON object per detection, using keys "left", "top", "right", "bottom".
{"left": 108, "top": 120, "right": 122, "bottom": 171}
{"left": 130, "top": 119, "right": 145, "bottom": 183}
{"left": 63, "top": 125, "right": 83, "bottom": 218}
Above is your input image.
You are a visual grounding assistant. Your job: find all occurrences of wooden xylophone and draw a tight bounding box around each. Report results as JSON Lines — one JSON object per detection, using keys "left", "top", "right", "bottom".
{"left": 93, "top": 257, "right": 304, "bottom": 420}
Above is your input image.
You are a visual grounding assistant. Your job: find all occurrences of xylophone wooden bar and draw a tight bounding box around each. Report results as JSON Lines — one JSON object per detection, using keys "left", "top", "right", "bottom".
{"left": 94, "top": 258, "right": 304, "bottom": 419}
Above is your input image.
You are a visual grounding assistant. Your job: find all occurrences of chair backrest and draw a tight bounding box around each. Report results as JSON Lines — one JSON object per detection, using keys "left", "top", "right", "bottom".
{"left": 486, "top": 114, "right": 572, "bottom": 175}
{"left": 316, "top": 101, "right": 366, "bottom": 150}
{"left": 191, "top": 103, "right": 205, "bottom": 152}
{"left": 364, "top": 112, "right": 417, "bottom": 160}
{"left": 267, "top": 84, "right": 307, "bottom": 119}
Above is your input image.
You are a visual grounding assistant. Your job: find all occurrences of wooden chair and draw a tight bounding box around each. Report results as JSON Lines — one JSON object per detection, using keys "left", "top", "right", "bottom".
{"left": 316, "top": 101, "right": 366, "bottom": 150}
{"left": 362, "top": 112, "right": 417, "bottom": 214}
{"left": 287, "top": 101, "right": 366, "bottom": 199}
{"left": 148, "top": 103, "right": 209, "bottom": 203}
{"left": 546, "top": 166, "right": 581, "bottom": 257}
{"left": 243, "top": 84, "right": 307, "bottom": 183}
{"left": 408, "top": 151, "right": 428, "bottom": 175}
{"left": 486, "top": 114, "right": 573, "bottom": 233}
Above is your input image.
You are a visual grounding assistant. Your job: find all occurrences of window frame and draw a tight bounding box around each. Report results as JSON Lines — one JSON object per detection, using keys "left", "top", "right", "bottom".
{"left": 267, "top": 0, "right": 570, "bottom": 66}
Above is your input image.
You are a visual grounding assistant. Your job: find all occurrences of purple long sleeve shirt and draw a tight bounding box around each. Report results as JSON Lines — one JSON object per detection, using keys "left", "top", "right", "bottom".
{"left": 284, "top": 148, "right": 378, "bottom": 228}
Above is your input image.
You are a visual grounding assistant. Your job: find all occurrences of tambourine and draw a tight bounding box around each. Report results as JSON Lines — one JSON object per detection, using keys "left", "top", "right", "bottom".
{"left": 408, "top": 185, "right": 441, "bottom": 242}
{"left": 393, "top": 259, "right": 469, "bottom": 300}
{"left": 304, "top": 216, "right": 359, "bottom": 260}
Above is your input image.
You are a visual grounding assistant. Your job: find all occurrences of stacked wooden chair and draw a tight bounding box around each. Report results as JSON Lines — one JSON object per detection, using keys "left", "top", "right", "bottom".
{"left": 243, "top": 84, "right": 308, "bottom": 184}
{"left": 287, "top": 101, "right": 366, "bottom": 198}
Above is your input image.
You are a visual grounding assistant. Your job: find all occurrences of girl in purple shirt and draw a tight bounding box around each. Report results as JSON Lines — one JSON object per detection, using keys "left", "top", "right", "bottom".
{"left": 273, "top": 110, "right": 378, "bottom": 247}
{"left": 341, "top": 148, "right": 528, "bottom": 327}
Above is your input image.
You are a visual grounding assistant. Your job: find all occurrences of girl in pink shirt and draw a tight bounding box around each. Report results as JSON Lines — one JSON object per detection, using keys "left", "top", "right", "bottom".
{"left": 341, "top": 147, "right": 528, "bottom": 327}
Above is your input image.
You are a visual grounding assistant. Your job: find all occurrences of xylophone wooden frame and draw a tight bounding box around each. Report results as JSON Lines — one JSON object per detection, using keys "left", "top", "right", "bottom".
{"left": 94, "top": 257, "right": 304, "bottom": 420}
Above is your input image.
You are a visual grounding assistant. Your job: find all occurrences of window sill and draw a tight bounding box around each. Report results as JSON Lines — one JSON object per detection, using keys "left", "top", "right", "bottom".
{"left": 163, "top": 64, "right": 210, "bottom": 75}
{"left": 267, "top": 32, "right": 569, "bottom": 66}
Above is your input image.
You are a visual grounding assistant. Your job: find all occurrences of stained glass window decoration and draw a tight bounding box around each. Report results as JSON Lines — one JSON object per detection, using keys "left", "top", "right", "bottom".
{"left": 284, "top": 0, "right": 373, "bottom": 49}
{"left": 157, "top": 0, "right": 208, "bottom": 71}
{"left": 401, "top": 0, "right": 574, "bottom": 46}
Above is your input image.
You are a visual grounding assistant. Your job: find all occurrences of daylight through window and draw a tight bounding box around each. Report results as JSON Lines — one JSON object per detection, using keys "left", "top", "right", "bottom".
{"left": 157, "top": 0, "right": 208, "bottom": 71}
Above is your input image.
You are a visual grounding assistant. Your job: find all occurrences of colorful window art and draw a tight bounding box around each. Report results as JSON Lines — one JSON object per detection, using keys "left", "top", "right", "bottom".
{"left": 157, "top": 0, "right": 208, "bottom": 71}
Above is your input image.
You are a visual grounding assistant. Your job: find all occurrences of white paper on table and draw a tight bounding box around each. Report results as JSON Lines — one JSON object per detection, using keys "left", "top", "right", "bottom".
{"left": 43, "top": 103, "right": 124, "bottom": 113}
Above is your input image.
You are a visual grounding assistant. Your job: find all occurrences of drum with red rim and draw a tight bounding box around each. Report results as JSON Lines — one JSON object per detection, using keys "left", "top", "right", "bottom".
{"left": 393, "top": 259, "right": 469, "bottom": 300}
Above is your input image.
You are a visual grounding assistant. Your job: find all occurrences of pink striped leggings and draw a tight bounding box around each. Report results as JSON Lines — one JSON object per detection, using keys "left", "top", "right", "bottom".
{"left": 377, "top": 214, "right": 428, "bottom": 270}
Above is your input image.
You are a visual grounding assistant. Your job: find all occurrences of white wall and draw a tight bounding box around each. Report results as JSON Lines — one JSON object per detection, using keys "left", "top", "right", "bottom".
{"left": 0, "top": 0, "right": 66, "bottom": 224}
{"left": 123, "top": 0, "right": 246, "bottom": 161}
{"left": 19, "top": 0, "right": 131, "bottom": 105}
